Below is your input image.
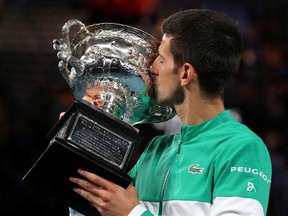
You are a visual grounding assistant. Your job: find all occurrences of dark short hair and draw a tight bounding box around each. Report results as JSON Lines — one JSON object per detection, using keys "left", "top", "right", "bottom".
{"left": 162, "top": 9, "right": 243, "bottom": 98}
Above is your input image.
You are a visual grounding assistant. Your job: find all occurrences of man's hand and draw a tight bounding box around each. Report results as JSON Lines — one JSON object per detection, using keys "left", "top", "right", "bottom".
{"left": 69, "top": 169, "right": 139, "bottom": 216}
{"left": 140, "top": 71, "right": 155, "bottom": 98}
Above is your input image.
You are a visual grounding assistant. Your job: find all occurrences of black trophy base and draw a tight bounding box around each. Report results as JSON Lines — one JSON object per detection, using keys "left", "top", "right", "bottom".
{"left": 22, "top": 138, "right": 132, "bottom": 216}
{"left": 22, "top": 100, "right": 144, "bottom": 216}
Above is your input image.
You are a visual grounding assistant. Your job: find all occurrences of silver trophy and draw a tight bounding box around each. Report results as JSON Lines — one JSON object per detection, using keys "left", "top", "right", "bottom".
{"left": 22, "top": 19, "right": 175, "bottom": 216}
{"left": 54, "top": 19, "right": 175, "bottom": 124}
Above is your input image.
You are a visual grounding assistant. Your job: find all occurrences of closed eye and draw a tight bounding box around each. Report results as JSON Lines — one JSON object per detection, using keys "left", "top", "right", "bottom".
{"left": 158, "top": 57, "right": 164, "bottom": 64}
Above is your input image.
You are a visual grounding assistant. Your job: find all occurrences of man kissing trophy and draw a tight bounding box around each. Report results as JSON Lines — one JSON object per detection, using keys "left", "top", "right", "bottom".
{"left": 22, "top": 19, "right": 175, "bottom": 216}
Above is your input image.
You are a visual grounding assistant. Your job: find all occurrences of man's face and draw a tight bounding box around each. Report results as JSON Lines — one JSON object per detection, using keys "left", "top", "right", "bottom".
{"left": 149, "top": 34, "right": 184, "bottom": 106}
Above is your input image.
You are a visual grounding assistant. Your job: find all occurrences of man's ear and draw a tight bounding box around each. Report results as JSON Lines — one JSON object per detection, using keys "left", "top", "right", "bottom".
{"left": 180, "top": 63, "right": 196, "bottom": 86}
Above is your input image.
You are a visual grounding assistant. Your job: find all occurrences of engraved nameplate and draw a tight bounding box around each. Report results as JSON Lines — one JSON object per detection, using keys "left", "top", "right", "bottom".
{"left": 67, "top": 113, "right": 132, "bottom": 169}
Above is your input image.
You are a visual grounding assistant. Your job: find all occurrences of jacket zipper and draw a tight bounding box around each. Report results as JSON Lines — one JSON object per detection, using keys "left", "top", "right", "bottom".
{"left": 158, "top": 141, "right": 182, "bottom": 216}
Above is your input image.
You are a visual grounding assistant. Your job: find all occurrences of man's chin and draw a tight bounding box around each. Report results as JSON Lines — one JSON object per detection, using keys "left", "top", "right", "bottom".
{"left": 155, "top": 99, "right": 173, "bottom": 107}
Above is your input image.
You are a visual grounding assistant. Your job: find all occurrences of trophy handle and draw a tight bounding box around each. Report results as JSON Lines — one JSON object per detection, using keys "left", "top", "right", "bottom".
{"left": 61, "top": 19, "right": 86, "bottom": 50}
{"left": 53, "top": 19, "right": 87, "bottom": 88}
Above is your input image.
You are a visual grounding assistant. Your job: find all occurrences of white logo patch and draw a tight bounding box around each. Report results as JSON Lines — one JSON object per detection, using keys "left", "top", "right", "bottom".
{"left": 230, "top": 166, "right": 271, "bottom": 184}
{"left": 247, "top": 182, "right": 256, "bottom": 192}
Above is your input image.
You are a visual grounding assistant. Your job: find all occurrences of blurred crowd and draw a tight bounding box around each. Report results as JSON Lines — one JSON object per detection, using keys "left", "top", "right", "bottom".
{"left": 0, "top": 0, "right": 287, "bottom": 215}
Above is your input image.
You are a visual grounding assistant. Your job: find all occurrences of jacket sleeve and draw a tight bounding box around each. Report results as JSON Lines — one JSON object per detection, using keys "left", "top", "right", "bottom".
{"left": 128, "top": 204, "right": 155, "bottom": 216}
{"left": 211, "top": 196, "right": 265, "bottom": 215}
{"left": 211, "top": 136, "right": 272, "bottom": 216}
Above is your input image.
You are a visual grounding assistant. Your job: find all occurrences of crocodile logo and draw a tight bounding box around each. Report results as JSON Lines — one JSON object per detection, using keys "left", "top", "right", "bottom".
{"left": 188, "top": 164, "right": 204, "bottom": 174}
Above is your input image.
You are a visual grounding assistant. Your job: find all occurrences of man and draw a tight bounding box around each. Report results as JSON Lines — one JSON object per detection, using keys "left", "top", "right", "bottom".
{"left": 69, "top": 9, "right": 272, "bottom": 215}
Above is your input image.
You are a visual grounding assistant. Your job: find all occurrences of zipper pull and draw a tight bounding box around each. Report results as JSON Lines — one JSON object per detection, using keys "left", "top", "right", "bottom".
{"left": 177, "top": 141, "right": 182, "bottom": 154}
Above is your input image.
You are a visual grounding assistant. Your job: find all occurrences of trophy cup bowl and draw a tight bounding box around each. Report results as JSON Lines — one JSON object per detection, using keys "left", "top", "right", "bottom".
{"left": 22, "top": 19, "right": 176, "bottom": 216}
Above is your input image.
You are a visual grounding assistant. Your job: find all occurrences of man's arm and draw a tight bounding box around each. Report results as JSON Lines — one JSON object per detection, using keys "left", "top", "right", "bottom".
{"left": 211, "top": 135, "right": 272, "bottom": 216}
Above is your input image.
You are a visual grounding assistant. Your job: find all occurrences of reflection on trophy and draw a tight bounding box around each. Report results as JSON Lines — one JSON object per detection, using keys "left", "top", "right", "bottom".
{"left": 22, "top": 19, "right": 175, "bottom": 216}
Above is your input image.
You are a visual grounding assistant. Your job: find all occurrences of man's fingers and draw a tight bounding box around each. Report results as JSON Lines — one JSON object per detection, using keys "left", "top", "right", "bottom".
{"left": 76, "top": 169, "right": 112, "bottom": 190}
{"left": 140, "top": 71, "right": 151, "bottom": 86}
{"left": 59, "top": 112, "right": 65, "bottom": 119}
{"left": 69, "top": 176, "right": 102, "bottom": 196}
{"left": 72, "top": 185, "right": 108, "bottom": 214}
{"left": 140, "top": 72, "right": 155, "bottom": 98}
{"left": 73, "top": 185, "right": 101, "bottom": 202}
{"left": 82, "top": 96, "right": 94, "bottom": 105}
{"left": 133, "top": 126, "right": 139, "bottom": 133}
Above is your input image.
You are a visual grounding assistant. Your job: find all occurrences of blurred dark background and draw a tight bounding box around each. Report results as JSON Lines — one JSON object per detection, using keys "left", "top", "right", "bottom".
{"left": 0, "top": 0, "right": 287, "bottom": 215}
